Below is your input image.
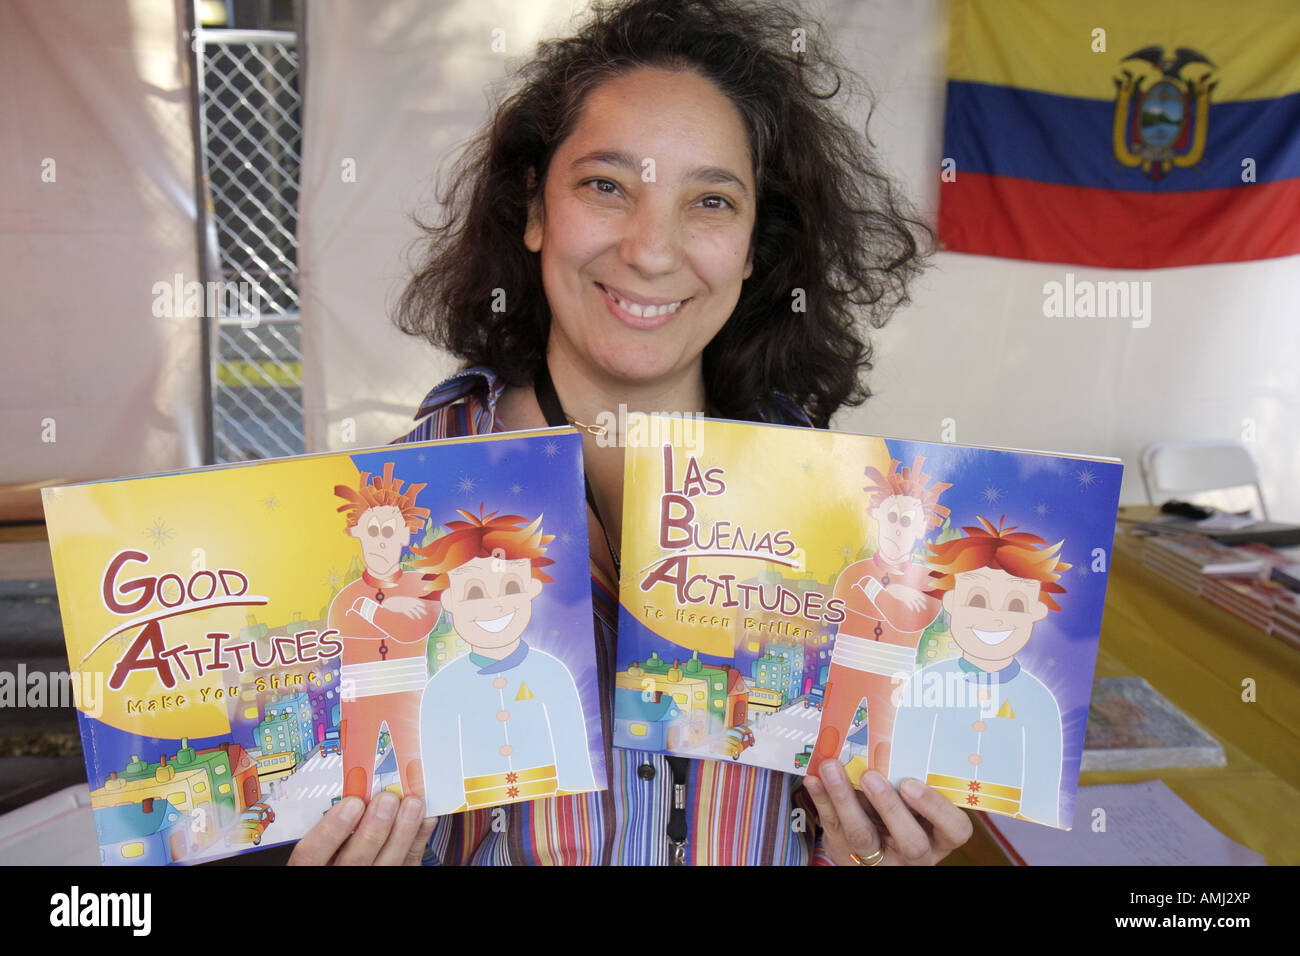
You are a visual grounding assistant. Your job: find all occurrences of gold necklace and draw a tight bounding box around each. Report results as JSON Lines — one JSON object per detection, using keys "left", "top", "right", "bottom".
{"left": 565, "top": 415, "right": 609, "bottom": 439}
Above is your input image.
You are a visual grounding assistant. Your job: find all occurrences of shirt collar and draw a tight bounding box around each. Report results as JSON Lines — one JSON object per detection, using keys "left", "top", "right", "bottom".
{"left": 469, "top": 640, "right": 530, "bottom": 674}
{"left": 413, "top": 365, "right": 504, "bottom": 428}
{"left": 957, "top": 656, "right": 1021, "bottom": 683}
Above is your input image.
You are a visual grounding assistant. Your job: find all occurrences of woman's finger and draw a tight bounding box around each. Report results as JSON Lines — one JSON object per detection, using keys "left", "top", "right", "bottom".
{"left": 332, "top": 790, "right": 403, "bottom": 865}
{"left": 816, "top": 760, "right": 884, "bottom": 860}
{"left": 287, "top": 796, "right": 365, "bottom": 866}
{"left": 803, "top": 771, "right": 841, "bottom": 834}
{"left": 371, "top": 796, "right": 428, "bottom": 865}
{"left": 857, "top": 770, "right": 931, "bottom": 863}
{"left": 404, "top": 816, "right": 439, "bottom": 865}
{"left": 898, "top": 777, "right": 975, "bottom": 852}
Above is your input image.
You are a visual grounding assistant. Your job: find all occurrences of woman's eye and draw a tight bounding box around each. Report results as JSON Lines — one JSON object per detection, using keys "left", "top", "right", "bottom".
{"left": 586, "top": 178, "right": 620, "bottom": 196}
{"left": 699, "top": 195, "right": 732, "bottom": 210}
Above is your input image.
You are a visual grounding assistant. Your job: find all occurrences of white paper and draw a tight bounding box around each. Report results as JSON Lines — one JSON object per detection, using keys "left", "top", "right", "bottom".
{"left": 984, "top": 781, "right": 1265, "bottom": 866}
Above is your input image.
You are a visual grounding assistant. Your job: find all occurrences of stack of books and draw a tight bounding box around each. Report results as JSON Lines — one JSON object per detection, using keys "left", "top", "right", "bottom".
{"left": 1139, "top": 534, "right": 1265, "bottom": 593}
{"left": 1235, "top": 542, "right": 1300, "bottom": 593}
{"left": 1271, "top": 592, "right": 1300, "bottom": 650}
{"left": 1140, "top": 534, "right": 1300, "bottom": 652}
{"left": 1200, "top": 575, "right": 1291, "bottom": 630}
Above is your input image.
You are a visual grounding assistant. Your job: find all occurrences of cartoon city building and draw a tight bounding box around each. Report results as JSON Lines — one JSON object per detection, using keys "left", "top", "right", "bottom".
{"left": 228, "top": 685, "right": 264, "bottom": 751}
{"left": 613, "top": 687, "right": 683, "bottom": 750}
{"left": 428, "top": 624, "right": 469, "bottom": 677}
{"left": 724, "top": 669, "right": 749, "bottom": 726}
{"left": 240, "top": 612, "right": 270, "bottom": 644}
{"left": 809, "top": 661, "right": 832, "bottom": 705}
{"left": 257, "top": 710, "right": 305, "bottom": 761}
{"left": 681, "top": 651, "right": 731, "bottom": 732}
{"left": 94, "top": 797, "right": 188, "bottom": 865}
{"left": 625, "top": 652, "right": 710, "bottom": 744}
{"left": 91, "top": 754, "right": 212, "bottom": 820}
{"left": 301, "top": 648, "right": 340, "bottom": 745}
{"left": 188, "top": 740, "right": 260, "bottom": 812}
{"left": 766, "top": 641, "right": 805, "bottom": 702}
{"left": 751, "top": 651, "right": 792, "bottom": 705}
{"left": 265, "top": 692, "right": 315, "bottom": 755}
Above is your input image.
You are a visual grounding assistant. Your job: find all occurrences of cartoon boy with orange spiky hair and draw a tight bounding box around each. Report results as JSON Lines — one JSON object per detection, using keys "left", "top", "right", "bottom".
{"left": 413, "top": 508, "right": 597, "bottom": 816}
{"left": 810, "top": 456, "right": 951, "bottom": 781}
{"left": 328, "top": 461, "right": 437, "bottom": 802}
{"left": 889, "top": 516, "right": 1070, "bottom": 827}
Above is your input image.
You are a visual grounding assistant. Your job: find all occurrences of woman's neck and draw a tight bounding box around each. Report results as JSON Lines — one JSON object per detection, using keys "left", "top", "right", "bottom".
{"left": 495, "top": 346, "right": 708, "bottom": 569}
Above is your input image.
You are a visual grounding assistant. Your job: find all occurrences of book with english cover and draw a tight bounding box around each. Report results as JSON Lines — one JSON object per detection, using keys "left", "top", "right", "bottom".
{"left": 42, "top": 428, "right": 604, "bottom": 864}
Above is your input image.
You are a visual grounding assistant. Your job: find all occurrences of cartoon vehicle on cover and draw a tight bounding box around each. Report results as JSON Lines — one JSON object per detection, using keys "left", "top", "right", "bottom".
{"left": 225, "top": 802, "right": 276, "bottom": 846}
{"left": 721, "top": 725, "right": 755, "bottom": 760}
{"left": 321, "top": 729, "right": 341, "bottom": 756}
{"left": 794, "top": 744, "right": 815, "bottom": 769}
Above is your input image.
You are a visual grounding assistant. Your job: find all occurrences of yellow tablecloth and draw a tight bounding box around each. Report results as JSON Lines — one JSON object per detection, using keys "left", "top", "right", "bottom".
{"left": 947, "top": 514, "right": 1300, "bottom": 865}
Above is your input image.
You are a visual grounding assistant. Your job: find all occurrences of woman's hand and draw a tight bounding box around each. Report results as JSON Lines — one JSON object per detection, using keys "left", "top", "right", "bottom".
{"left": 804, "top": 760, "right": 973, "bottom": 866}
{"left": 288, "top": 791, "right": 437, "bottom": 866}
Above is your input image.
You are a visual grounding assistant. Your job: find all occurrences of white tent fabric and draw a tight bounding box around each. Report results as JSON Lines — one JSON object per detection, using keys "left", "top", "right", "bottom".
{"left": 0, "top": 0, "right": 202, "bottom": 486}
{"left": 298, "top": 0, "right": 581, "bottom": 452}
{"left": 298, "top": 0, "right": 1300, "bottom": 517}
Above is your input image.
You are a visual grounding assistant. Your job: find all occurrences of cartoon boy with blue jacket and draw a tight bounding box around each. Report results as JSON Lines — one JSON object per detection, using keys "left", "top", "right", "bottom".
{"left": 414, "top": 509, "right": 598, "bottom": 815}
{"left": 890, "top": 517, "right": 1070, "bottom": 827}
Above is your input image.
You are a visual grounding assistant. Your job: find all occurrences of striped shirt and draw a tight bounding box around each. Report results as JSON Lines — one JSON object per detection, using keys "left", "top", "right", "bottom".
{"left": 398, "top": 366, "right": 829, "bottom": 865}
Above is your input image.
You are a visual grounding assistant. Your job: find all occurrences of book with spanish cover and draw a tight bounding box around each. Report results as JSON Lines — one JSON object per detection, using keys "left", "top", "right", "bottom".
{"left": 41, "top": 428, "right": 605, "bottom": 865}
{"left": 1081, "top": 677, "right": 1225, "bottom": 771}
{"left": 615, "top": 415, "right": 1122, "bottom": 829}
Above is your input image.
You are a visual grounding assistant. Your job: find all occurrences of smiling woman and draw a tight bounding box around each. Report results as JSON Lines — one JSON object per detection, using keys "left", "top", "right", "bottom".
{"left": 287, "top": 0, "right": 972, "bottom": 868}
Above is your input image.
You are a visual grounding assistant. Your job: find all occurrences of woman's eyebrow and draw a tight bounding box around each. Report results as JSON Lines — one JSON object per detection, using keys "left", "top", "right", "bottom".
{"left": 570, "top": 149, "right": 749, "bottom": 198}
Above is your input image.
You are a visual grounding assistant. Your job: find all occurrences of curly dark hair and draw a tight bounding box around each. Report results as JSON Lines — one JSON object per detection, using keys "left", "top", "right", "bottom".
{"left": 394, "top": 0, "right": 933, "bottom": 428}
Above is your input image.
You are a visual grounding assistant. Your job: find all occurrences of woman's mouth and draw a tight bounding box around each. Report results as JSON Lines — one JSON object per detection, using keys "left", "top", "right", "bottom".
{"left": 596, "top": 282, "right": 691, "bottom": 329}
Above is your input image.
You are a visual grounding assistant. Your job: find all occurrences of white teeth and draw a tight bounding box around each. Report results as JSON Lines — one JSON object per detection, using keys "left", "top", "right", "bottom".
{"left": 475, "top": 611, "right": 515, "bottom": 633}
{"left": 604, "top": 286, "right": 684, "bottom": 318}
{"left": 972, "top": 627, "right": 1014, "bottom": 646}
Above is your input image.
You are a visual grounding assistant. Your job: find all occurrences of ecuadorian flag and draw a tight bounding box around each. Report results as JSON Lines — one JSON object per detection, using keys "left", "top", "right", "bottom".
{"left": 938, "top": 0, "right": 1300, "bottom": 268}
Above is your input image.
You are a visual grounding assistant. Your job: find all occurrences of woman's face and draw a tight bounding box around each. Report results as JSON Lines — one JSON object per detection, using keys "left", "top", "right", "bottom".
{"left": 524, "top": 67, "right": 757, "bottom": 395}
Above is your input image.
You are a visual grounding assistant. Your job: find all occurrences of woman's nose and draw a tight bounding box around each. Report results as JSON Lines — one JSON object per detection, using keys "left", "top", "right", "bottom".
{"left": 619, "top": 194, "right": 683, "bottom": 275}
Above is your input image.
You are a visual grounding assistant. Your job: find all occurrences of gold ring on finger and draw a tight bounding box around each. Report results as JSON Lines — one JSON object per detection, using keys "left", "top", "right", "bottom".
{"left": 849, "top": 846, "right": 886, "bottom": 866}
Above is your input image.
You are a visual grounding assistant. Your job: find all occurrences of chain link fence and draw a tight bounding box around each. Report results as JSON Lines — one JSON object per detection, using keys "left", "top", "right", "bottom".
{"left": 196, "top": 28, "right": 304, "bottom": 462}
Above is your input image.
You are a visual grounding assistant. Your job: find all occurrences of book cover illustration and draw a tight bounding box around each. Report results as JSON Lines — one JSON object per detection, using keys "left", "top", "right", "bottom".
{"left": 1081, "top": 677, "right": 1225, "bottom": 771}
{"left": 615, "top": 415, "right": 1122, "bottom": 829}
{"left": 42, "top": 428, "right": 603, "bottom": 864}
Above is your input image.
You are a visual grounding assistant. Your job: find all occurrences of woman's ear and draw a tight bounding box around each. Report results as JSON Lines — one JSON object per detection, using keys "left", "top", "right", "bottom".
{"left": 524, "top": 167, "right": 543, "bottom": 253}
